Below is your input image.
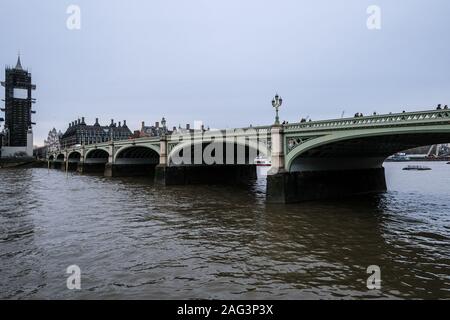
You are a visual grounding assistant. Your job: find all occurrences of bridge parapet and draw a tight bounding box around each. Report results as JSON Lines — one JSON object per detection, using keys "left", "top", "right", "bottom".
{"left": 284, "top": 109, "right": 450, "bottom": 132}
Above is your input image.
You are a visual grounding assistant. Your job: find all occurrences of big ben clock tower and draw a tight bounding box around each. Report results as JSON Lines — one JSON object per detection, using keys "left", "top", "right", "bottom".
{"left": 1, "top": 55, "right": 36, "bottom": 157}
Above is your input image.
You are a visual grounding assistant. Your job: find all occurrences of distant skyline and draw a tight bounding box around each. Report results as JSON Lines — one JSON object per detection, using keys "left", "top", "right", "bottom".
{"left": 1, "top": 0, "right": 449, "bottom": 146}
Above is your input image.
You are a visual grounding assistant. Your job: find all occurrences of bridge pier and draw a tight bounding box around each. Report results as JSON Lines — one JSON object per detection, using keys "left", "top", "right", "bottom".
{"left": 59, "top": 161, "right": 69, "bottom": 171}
{"left": 53, "top": 161, "right": 64, "bottom": 170}
{"left": 155, "top": 164, "right": 257, "bottom": 185}
{"left": 67, "top": 161, "right": 79, "bottom": 171}
{"left": 266, "top": 167, "right": 387, "bottom": 203}
{"left": 77, "top": 162, "right": 106, "bottom": 174}
{"left": 77, "top": 162, "right": 85, "bottom": 173}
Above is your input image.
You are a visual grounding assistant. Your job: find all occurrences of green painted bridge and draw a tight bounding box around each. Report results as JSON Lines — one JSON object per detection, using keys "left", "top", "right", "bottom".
{"left": 48, "top": 108, "right": 450, "bottom": 203}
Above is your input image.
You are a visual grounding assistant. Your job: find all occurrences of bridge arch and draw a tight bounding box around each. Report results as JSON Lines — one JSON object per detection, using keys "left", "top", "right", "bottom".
{"left": 114, "top": 145, "right": 160, "bottom": 164}
{"left": 48, "top": 155, "right": 54, "bottom": 161}
{"left": 56, "top": 153, "right": 65, "bottom": 161}
{"left": 168, "top": 139, "right": 268, "bottom": 166}
{"left": 286, "top": 126, "right": 450, "bottom": 172}
{"left": 85, "top": 148, "right": 109, "bottom": 163}
{"left": 68, "top": 151, "right": 81, "bottom": 161}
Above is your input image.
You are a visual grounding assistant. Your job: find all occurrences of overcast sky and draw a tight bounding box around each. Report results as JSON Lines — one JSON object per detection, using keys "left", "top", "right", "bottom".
{"left": 1, "top": 0, "right": 449, "bottom": 145}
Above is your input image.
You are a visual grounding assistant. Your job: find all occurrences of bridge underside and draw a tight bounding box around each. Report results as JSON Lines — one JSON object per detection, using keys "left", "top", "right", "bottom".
{"left": 51, "top": 154, "right": 66, "bottom": 170}
{"left": 291, "top": 132, "right": 450, "bottom": 170}
{"left": 80, "top": 149, "right": 109, "bottom": 174}
{"left": 268, "top": 132, "right": 450, "bottom": 203}
{"left": 155, "top": 164, "right": 257, "bottom": 185}
{"left": 106, "top": 146, "right": 159, "bottom": 177}
{"left": 156, "top": 142, "right": 258, "bottom": 185}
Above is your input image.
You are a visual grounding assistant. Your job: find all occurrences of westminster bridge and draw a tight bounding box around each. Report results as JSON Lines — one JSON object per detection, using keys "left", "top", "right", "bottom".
{"left": 47, "top": 108, "right": 450, "bottom": 203}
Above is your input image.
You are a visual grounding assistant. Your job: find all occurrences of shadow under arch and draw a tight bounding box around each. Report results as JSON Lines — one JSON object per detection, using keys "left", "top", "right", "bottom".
{"left": 114, "top": 145, "right": 160, "bottom": 165}
{"left": 85, "top": 148, "right": 109, "bottom": 163}
{"left": 66, "top": 151, "right": 82, "bottom": 171}
{"left": 80, "top": 148, "right": 110, "bottom": 174}
{"left": 106, "top": 146, "right": 160, "bottom": 177}
{"left": 67, "top": 151, "right": 81, "bottom": 162}
{"left": 288, "top": 131, "right": 450, "bottom": 172}
{"left": 168, "top": 140, "right": 268, "bottom": 166}
{"left": 157, "top": 140, "right": 265, "bottom": 185}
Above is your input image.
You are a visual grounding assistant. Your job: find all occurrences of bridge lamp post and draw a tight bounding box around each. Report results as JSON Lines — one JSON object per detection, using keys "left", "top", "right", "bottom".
{"left": 272, "top": 94, "right": 282, "bottom": 125}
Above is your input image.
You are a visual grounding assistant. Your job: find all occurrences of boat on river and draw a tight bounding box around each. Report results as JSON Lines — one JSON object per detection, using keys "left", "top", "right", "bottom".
{"left": 254, "top": 156, "right": 271, "bottom": 167}
{"left": 402, "top": 165, "right": 431, "bottom": 171}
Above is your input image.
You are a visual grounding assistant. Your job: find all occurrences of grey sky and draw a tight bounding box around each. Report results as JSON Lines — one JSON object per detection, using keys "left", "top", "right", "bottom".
{"left": 1, "top": 0, "right": 449, "bottom": 145}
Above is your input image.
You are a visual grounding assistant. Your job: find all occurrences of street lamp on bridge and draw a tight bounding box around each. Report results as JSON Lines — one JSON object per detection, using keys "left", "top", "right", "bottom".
{"left": 272, "top": 94, "right": 282, "bottom": 125}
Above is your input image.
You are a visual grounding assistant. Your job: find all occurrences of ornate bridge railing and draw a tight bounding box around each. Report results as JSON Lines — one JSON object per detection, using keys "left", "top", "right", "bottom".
{"left": 168, "top": 126, "right": 271, "bottom": 140}
{"left": 284, "top": 109, "right": 450, "bottom": 132}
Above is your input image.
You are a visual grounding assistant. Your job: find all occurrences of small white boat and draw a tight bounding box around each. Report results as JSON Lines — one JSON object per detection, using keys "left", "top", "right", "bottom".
{"left": 402, "top": 165, "right": 431, "bottom": 171}
{"left": 254, "top": 156, "right": 271, "bottom": 167}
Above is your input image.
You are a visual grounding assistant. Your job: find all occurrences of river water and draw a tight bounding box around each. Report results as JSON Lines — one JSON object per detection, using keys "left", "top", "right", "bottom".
{"left": 0, "top": 162, "right": 449, "bottom": 299}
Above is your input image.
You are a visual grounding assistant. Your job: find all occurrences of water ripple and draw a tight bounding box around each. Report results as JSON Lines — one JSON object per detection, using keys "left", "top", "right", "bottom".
{"left": 0, "top": 164, "right": 449, "bottom": 299}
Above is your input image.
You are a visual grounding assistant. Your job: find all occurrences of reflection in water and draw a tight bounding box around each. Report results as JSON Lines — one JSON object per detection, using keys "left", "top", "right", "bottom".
{"left": 0, "top": 162, "right": 449, "bottom": 299}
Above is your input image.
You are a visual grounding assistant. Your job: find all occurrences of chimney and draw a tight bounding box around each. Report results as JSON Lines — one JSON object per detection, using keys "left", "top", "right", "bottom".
{"left": 123, "top": 120, "right": 127, "bottom": 127}
{"left": 78, "top": 119, "right": 81, "bottom": 125}
{"left": 155, "top": 121, "right": 159, "bottom": 128}
{"left": 81, "top": 117, "right": 85, "bottom": 124}
{"left": 95, "top": 118, "right": 99, "bottom": 125}
{"left": 173, "top": 126, "right": 177, "bottom": 132}
{"left": 141, "top": 121, "right": 145, "bottom": 130}
{"left": 111, "top": 119, "right": 114, "bottom": 126}
{"left": 186, "top": 124, "right": 190, "bottom": 130}
{"left": 118, "top": 121, "right": 121, "bottom": 127}
{"left": 69, "top": 123, "right": 71, "bottom": 128}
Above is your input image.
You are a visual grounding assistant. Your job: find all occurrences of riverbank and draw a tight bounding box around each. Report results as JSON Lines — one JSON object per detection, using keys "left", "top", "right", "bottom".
{"left": 0, "top": 158, "right": 47, "bottom": 169}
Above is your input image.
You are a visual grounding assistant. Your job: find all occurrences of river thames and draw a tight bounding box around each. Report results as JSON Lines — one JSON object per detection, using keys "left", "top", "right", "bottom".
{"left": 0, "top": 162, "right": 449, "bottom": 299}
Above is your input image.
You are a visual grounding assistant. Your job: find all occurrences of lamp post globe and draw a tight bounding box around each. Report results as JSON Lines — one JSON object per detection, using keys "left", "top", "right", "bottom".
{"left": 272, "top": 94, "right": 282, "bottom": 125}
